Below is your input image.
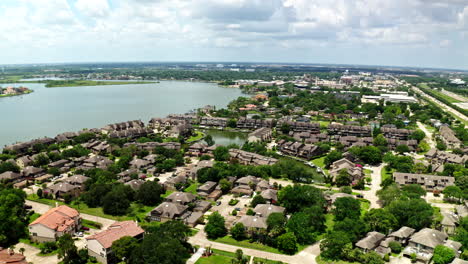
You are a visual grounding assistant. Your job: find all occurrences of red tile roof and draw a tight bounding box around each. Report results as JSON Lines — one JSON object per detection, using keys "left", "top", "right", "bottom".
{"left": 29, "top": 205, "right": 79, "bottom": 232}
{"left": 86, "top": 221, "right": 144, "bottom": 249}
{"left": 0, "top": 249, "right": 27, "bottom": 264}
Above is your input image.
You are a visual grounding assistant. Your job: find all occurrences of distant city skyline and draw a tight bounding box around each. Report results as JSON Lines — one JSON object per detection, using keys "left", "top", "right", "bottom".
{"left": 1, "top": 0, "right": 468, "bottom": 70}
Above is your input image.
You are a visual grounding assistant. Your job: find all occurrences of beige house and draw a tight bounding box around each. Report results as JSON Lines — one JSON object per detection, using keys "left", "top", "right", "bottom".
{"left": 29, "top": 205, "right": 81, "bottom": 242}
{"left": 86, "top": 221, "right": 144, "bottom": 264}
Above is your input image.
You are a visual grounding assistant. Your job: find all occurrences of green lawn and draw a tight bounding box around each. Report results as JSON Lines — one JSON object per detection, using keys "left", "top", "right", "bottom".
{"left": 196, "top": 249, "right": 241, "bottom": 264}
{"left": 213, "top": 236, "right": 306, "bottom": 255}
{"left": 82, "top": 219, "right": 103, "bottom": 229}
{"left": 184, "top": 183, "right": 199, "bottom": 194}
{"left": 312, "top": 156, "right": 326, "bottom": 168}
{"left": 27, "top": 194, "right": 154, "bottom": 221}
{"left": 381, "top": 167, "right": 392, "bottom": 182}
{"left": 187, "top": 130, "right": 205, "bottom": 143}
{"left": 28, "top": 213, "right": 41, "bottom": 224}
{"left": 316, "top": 256, "right": 360, "bottom": 264}
{"left": 364, "top": 169, "right": 372, "bottom": 176}
{"left": 19, "top": 238, "right": 59, "bottom": 256}
{"left": 430, "top": 89, "right": 461, "bottom": 103}
{"left": 359, "top": 199, "right": 371, "bottom": 216}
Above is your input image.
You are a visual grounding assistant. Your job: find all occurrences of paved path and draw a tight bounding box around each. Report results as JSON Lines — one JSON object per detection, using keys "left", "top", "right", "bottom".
{"left": 188, "top": 229, "right": 317, "bottom": 264}
{"left": 416, "top": 122, "right": 436, "bottom": 149}
{"left": 15, "top": 242, "right": 59, "bottom": 264}
{"left": 363, "top": 163, "right": 385, "bottom": 209}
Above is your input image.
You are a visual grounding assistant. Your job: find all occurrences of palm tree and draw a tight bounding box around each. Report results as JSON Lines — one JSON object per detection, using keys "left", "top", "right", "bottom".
{"left": 19, "top": 248, "right": 25, "bottom": 255}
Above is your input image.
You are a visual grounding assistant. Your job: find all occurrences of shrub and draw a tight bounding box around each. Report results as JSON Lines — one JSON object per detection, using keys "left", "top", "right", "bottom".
{"left": 389, "top": 241, "right": 402, "bottom": 254}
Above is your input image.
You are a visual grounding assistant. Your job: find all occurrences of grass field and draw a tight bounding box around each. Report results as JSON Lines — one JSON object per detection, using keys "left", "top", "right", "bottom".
{"left": 213, "top": 235, "right": 307, "bottom": 255}
{"left": 196, "top": 249, "right": 243, "bottom": 264}
{"left": 316, "top": 256, "right": 360, "bottom": 264}
{"left": 381, "top": 166, "right": 392, "bottom": 183}
{"left": 280, "top": 156, "right": 325, "bottom": 183}
{"left": 184, "top": 182, "right": 199, "bottom": 194}
{"left": 430, "top": 89, "right": 462, "bottom": 103}
{"left": 27, "top": 194, "right": 154, "bottom": 221}
{"left": 187, "top": 130, "right": 205, "bottom": 142}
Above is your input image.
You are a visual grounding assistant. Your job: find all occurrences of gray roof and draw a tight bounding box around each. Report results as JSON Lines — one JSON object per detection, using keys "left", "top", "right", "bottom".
{"left": 356, "top": 231, "right": 386, "bottom": 250}
{"left": 165, "top": 192, "right": 196, "bottom": 203}
{"left": 48, "top": 182, "right": 78, "bottom": 194}
{"left": 409, "top": 228, "right": 447, "bottom": 249}
{"left": 125, "top": 179, "right": 145, "bottom": 191}
{"left": 236, "top": 215, "right": 267, "bottom": 229}
{"left": 253, "top": 204, "right": 285, "bottom": 217}
{"left": 66, "top": 174, "right": 90, "bottom": 185}
{"left": 152, "top": 202, "right": 188, "bottom": 218}
{"left": 389, "top": 226, "right": 415, "bottom": 239}
{"left": 260, "top": 189, "right": 277, "bottom": 200}
{"left": 0, "top": 171, "right": 21, "bottom": 181}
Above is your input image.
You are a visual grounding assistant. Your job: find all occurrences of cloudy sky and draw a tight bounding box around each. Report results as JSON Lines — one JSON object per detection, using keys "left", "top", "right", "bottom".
{"left": 1, "top": 0, "right": 468, "bottom": 69}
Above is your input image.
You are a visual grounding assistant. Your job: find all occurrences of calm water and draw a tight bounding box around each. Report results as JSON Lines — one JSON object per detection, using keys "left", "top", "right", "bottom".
{"left": 202, "top": 129, "right": 248, "bottom": 147}
{"left": 0, "top": 81, "right": 244, "bottom": 148}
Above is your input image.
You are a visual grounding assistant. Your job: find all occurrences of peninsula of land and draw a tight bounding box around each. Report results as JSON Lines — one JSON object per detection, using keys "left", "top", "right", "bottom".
{"left": 0, "top": 86, "right": 33, "bottom": 97}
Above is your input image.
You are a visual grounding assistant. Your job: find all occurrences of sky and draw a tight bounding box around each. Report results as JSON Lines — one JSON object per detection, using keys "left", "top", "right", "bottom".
{"left": 1, "top": 0, "right": 468, "bottom": 70}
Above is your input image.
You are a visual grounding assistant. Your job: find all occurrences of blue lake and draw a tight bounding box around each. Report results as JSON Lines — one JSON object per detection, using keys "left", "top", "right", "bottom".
{"left": 0, "top": 81, "right": 244, "bottom": 148}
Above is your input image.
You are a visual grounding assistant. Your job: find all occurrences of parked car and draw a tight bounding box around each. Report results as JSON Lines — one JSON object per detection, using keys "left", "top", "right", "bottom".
{"left": 82, "top": 227, "right": 90, "bottom": 231}
{"left": 216, "top": 201, "right": 221, "bottom": 206}
{"left": 23, "top": 204, "right": 32, "bottom": 210}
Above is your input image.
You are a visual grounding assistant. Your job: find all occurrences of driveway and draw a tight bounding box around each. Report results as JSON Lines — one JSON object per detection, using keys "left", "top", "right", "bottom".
{"left": 417, "top": 121, "right": 435, "bottom": 149}
{"left": 15, "top": 242, "right": 59, "bottom": 264}
{"left": 363, "top": 163, "right": 385, "bottom": 209}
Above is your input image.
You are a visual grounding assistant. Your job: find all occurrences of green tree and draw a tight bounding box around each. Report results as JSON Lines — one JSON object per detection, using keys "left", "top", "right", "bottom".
{"left": 219, "top": 179, "right": 232, "bottom": 194}
{"left": 250, "top": 195, "right": 266, "bottom": 208}
{"left": 324, "top": 151, "right": 343, "bottom": 168}
{"left": 396, "top": 144, "right": 410, "bottom": 154}
{"left": 286, "top": 206, "right": 325, "bottom": 244}
{"left": 57, "top": 234, "right": 79, "bottom": 264}
{"left": 276, "top": 232, "right": 298, "bottom": 254}
{"left": 102, "top": 188, "right": 131, "bottom": 215}
{"left": 364, "top": 209, "right": 398, "bottom": 234}
{"left": 111, "top": 236, "right": 139, "bottom": 263}
{"left": 0, "top": 187, "right": 27, "bottom": 246}
{"left": 333, "top": 218, "right": 368, "bottom": 243}
{"left": 335, "top": 169, "right": 352, "bottom": 186}
{"left": 333, "top": 197, "right": 361, "bottom": 221}
{"left": 320, "top": 231, "right": 351, "bottom": 260}
{"left": 401, "top": 184, "right": 426, "bottom": 199}
{"left": 33, "top": 154, "right": 50, "bottom": 167}
{"left": 205, "top": 212, "right": 227, "bottom": 239}
{"left": 230, "top": 223, "right": 247, "bottom": 241}
{"left": 432, "top": 245, "right": 455, "bottom": 264}
{"left": 213, "top": 146, "right": 230, "bottom": 161}
{"left": 389, "top": 241, "right": 402, "bottom": 253}
{"left": 267, "top": 212, "right": 287, "bottom": 231}
{"left": 135, "top": 181, "right": 164, "bottom": 206}
{"left": 377, "top": 184, "right": 401, "bottom": 207}
{"left": 373, "top": 134, "right": 388, "bottom": 148}
{"left": 387, "top": 198, "right": 433, "bottom": 230}
{"left": 278, "top": 185, "right": 325, "bottom": 213}
{"left": 362, "top": 251, "right": 384, "bottom": 264}
{"left": 410, "top": 130, "right": 426, "bottom": 142}
{"left": 204, "top": 135, "right": 215, "bottom": 146}
{"left": 443, "top": 186, "right": 463, "bottom": 202}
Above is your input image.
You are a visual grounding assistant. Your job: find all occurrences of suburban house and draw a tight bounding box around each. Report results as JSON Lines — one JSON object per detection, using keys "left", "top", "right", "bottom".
{"left": 327, "top": 124, "right": 372, "bottom": 137}
{"left": 253, "top": 204, "right": 285, "bottom": 218}
{"left": 197, "top": 181, "right": 218, "bottom": 197}
{"left": 86, "top": 221, "right": 144, "bottom": 264}
{"left": 0, "top": 248, "right": 27, "bottom": 264}
{"left": 16, "top": 156, "right": 33, "bottom": 168}
{"left": 147, "top": 202, "right": 189, "bottom": 222}
{"left": 393, "top": 172, "right": 455, "bottom": 190}
{"left": 441, "top": 212, "right": 460, "bottom": 235}
{"left": 260, "top": 189, "right": 278, "bottom": 203}
{"left": 165, "top": 192, "right": 196, "bottom": 205}
{"left": 124, "top": 179, "right": 145, "bottom": 191}
{"left": 439, "top": 126, "right": 462, "bottom": 149}
{"left": 277, "top": 140, "right": 322, "bottom": 160}
{"left": 163, "top": 175, "right": 188, "bottom": 190}
{"left": 403, "top": 228, "right": 462, "bottom": 263}
{"left": 388, "top": 226, "right": 415, "bottom": 245}
{"left": 381, "top": 126, "right": 414, "bottom": 140}
{"left": 329, "top": 158, "right": 363, "bottom": 182}
{"left": 47, "top": 182, "right": 82, "bottom": 198}
{"left": 0, "top": 171, "right": 21, "bottom": 182}
{"left": 247, "top": 128, "right": 272, "bottom": 143}
{"left": 22, "top": 166, "right": 44, "bottom": 178}
{"left": 235, "top": 215, "right": 268, "bottom": 232}
{"left": 65, "top": 174, "right": 90, "bottom": 187}
{"left": 29, "top": 205, "right": 81, "bottom": 242}
{"left": 355, "top": 231, "right": 386, "bottom": 253}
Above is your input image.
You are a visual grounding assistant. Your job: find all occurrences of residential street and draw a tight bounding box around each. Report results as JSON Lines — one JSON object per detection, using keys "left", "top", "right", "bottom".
{"left": 188, "top": 228, "right": 318, "bottom": 264}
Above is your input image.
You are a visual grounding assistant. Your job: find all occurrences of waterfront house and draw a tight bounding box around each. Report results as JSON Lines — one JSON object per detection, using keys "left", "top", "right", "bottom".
{"left": 247, "top": 128, "right": 272, "bottom": 143}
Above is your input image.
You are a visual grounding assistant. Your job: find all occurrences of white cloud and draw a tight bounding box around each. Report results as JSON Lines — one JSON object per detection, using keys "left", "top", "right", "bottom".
{"left": 75, "top": 0, "right": 110, "bottom": 18}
